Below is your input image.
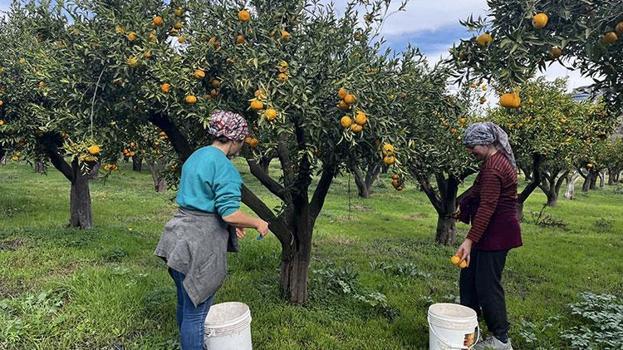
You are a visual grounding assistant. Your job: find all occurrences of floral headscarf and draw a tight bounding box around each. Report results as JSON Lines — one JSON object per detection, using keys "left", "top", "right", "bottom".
{"left": 208, "top": 110, "right": 248, "bottom": 141}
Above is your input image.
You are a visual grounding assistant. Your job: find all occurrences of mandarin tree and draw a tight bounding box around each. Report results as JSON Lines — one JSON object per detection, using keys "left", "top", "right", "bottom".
{"left": 487, "top": 78, "right": 615, "bottom": 209}
{"left": 57, "top": 0, "right": 409, "bottom": 303}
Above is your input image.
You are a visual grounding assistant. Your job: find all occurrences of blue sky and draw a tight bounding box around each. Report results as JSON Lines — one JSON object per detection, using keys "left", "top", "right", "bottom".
{"left": 1, "top": 0, "right": 591, "bottom": 90}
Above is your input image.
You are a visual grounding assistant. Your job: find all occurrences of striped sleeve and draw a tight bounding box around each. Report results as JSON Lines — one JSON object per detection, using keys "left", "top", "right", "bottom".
{"left": 466, "top": 166, "right": 502, "bottom": 243}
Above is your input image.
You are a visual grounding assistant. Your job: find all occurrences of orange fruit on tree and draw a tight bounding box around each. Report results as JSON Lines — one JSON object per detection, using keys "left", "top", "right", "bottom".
{"left": 343, "top": 94, "right": 357, "bottom": 105}
{"left": 174, "top": 21, "right": 183, "bottom": 30}
{"left": 254, "top": 88, "right": 267, "bottom": 99}
{"left": 250, "top": 99, "right": 264, "bottom": 110}
{"left": 0, "top": 100, "right": 4, "bottom": 107}
{"left": 383, "top": 155, "right": 396, "bottom": 165}
{"left": 602, "top": 31, "right": 618, "bottom": 44}
{"left": 549, "top": 46, "right": 562, "bottom": 59}
{"left": 337, "top": 100, "right": 350, "bottom": 110}
{"left": 152, "top": 16, "right": 163, "bottom": 26}
{"left": 148, "top": 30, "right": 157, "bottom": 42}
{"left": 338, "top": 87, "right": 348, "bottom": 99}
{"left": 280, "top": 30, "right": 291, "bottom": 40}
{"left": 383, "top": 143, "right": 394, "bottom": 155}
{"left": 476, "top": 33, "right": 493, "bottom": 47}
{"left": 238, "top": 9, "right": 251, "bottom": 22}
{"left": 184, "top": 95, "right": 197, "bottom": 105}
{"left": 175, "top": 7, "right": 184, "bottom": 17}
{"left": 161, "top": 83, "right": 171, "bottom": 93}
{"left": 264, "top": 108, "right": 278, "bottom": 121}
{"left": 354, "top": 111, "right": 367, "bottom": 125}
{"left": 391, "top": 174, "right": 400, "bottom": 180}
{"left": 177, "top": 36, "right": 186, "bottom": 43}
{"left": 499, "top": 92, "right": 521, "bottom": 108}
{"left": 277, "top": 73, "right": 288, "bottom": 82}
{"left": 236, "top": 34, "right": 246, "bottom": 44}
{"left": 127, "top": 55, "right": 139, "bottom": 67}
{"left": 211, "top": 79, "right": 221, "bottom": 88}
{"left": 87, "top": 145, "right": 101, "bottom": 155}
{"left": 0, "top": 119, "right": 5, "bottom": 126}
{"left": 340, "top": 116, "right": 353, "bottom": 128}
{"left": 532, "top": 13, "right": 548, "bottom": 29}
{"left": 126, "top": 32, "right": 137, "bottom": 41}
{"left": 616, "top": 22, "right": 623, "bottom": 35}
{"left": 193, "top": 69, "right": 205, "bottom": 79}
{"left": 351, "top": 124, "right": 363, "bottom": 133}
{"left": 245, "top": 137, "right": 259, "bottom": 148}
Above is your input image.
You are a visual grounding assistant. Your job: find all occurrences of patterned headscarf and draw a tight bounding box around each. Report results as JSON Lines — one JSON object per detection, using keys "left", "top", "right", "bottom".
{"left": 208, "top": 110, "right": 248, "bottom": 141}
{"left": 463, "top": 122, "right": 517, "bottom": 169}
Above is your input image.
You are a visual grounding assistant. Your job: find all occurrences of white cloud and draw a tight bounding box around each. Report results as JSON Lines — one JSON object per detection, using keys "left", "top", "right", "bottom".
{"left": 379, "top": 0, "right": 488, "bottom": 36}
{"left": 537, "top": 61, "right": 594, "bottom": 92}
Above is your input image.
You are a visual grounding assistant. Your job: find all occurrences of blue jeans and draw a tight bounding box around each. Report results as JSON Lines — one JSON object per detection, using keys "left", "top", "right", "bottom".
{"left": 169, "top": 268, "right": 215, "bottom": 350}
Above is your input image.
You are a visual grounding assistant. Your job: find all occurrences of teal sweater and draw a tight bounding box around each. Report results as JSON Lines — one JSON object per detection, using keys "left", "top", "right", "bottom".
{"left": 176, "top": 146, "right": 242, "bottom": 217}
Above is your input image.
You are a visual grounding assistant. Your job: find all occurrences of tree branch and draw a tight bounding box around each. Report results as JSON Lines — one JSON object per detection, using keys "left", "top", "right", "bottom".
{"left": 148, "top": 112, "right": 193, "bottom": 162}
{"left": 310, "top": 164, "right": 336, "bottom": 221}
{"left": 518, "top": 153, "right": 543, "bottom": 204}
{"left": 38, "top": 133, "right": 73, "bottom": 182}
{"left": 247, "top": 158, "right": 287, "bottom": 201}
{"left": 241, "top": 184, "right": 292, "bottom": 246}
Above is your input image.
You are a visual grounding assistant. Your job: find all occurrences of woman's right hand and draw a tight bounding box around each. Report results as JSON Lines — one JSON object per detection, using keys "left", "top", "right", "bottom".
{"left": 255, "top": 219, "right": 270, "bottom": 237}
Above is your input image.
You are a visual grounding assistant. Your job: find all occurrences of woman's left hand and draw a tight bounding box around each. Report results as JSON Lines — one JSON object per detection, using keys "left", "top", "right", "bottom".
{"left": 455, "top": 239, "right": 473, "bottom": 265}
{"left": 235, "top": 227, "right": 246, "bottom": 239}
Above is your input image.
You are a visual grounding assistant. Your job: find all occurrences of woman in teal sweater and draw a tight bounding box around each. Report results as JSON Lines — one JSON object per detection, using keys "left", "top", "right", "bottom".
{"left": 155, "top": 110, "right": 269, "bottom": 350}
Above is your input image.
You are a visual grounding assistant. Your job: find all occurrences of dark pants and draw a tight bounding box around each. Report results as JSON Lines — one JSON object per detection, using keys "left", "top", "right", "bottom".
{"left": 460, "top": 249, "right": 510, "bottom": 341}
{"left": 169, "top": 268, "right": 215, "bottom": 350}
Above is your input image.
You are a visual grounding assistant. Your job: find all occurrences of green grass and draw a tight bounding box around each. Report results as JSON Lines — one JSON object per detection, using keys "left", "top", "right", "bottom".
{"left": 1, "top": 161, "right": 622, "bottom": 349}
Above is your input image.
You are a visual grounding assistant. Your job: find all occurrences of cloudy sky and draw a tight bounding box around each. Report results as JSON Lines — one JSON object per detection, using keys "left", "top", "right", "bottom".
{"left": 0, "top": 0, "right": 592, "bottom": 90}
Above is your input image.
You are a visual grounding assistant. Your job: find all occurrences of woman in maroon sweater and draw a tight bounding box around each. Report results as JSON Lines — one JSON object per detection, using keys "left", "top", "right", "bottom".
{"left": 455, "top": 122, "right": 521, "bottom": 350}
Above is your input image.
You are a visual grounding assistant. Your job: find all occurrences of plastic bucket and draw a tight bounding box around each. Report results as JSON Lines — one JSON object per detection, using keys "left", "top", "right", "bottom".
{"left": 428, "top": 303, "right": 479, "bottom": 350}
{"left": 204, "top": 302, "right": 253, "bottom": 350}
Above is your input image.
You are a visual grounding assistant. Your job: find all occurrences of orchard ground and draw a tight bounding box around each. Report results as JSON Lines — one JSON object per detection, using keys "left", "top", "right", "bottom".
{"left": 0, "top": 160, "right": 622, "bottom": 349}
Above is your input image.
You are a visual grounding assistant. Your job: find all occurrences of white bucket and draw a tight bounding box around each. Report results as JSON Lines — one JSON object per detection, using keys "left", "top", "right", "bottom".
{"left": 428, "top": 303, "right": 480, "bottom": 350}
{"left": 204, "top": 302, "right": 253, "bottom": 350}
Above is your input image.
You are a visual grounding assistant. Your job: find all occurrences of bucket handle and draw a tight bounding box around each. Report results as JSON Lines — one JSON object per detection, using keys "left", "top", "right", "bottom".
{"left": 427, "top": 316, "right": 480, "bottom": 350}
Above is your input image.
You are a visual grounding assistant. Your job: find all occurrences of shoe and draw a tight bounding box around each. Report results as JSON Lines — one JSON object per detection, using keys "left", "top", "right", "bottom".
{"left": 472, "top": 336, "right": 513, "bottom": 350}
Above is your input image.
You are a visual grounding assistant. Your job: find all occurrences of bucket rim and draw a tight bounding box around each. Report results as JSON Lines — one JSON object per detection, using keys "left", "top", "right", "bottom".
{"left": 205, "top": 302, "right": 251, "bottom": 329}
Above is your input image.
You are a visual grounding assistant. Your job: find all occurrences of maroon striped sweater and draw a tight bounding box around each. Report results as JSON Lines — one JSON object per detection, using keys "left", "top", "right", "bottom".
{"left": 461, "top": 152, "right": 522, "bottom": 251}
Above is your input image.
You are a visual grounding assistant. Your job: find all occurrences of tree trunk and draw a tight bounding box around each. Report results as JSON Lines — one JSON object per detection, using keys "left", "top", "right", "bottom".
{"left": 598, "top": 172, "right": 605, "bottom": 188}
{"left": 516, "top": 154, "right": 543, "bottom": 221}
{"left": 582, "top": 171, "right": 595, "bottom": 192}
{"left": 132, "top": 156, "right": 142, "bottom": 172}
{"left": 34, "top": 160, "right": 46, "bottom": 173}
{"left": 279, "top": 235, "right": 312, "bottom": 305}
{"left": 259, "top": 156, "right": 272, "bottom": 174}
{"left": 147, "top": 158, "right": 167, "bottom": 192}
{"left": 546, "top": 188, "right": 558, "bottom": 207}
{"left": 435, "top": 214, "right": 456, "bottom": 245}
{"left": 564, "top": 171, "right": 580, "bottom": 199}
{"left": 87, "top": 162, "right": 100, "bottom": 179}
{"left": 352, "top": 164, "right": 381, "bottom": 198}
{"left": 608, "top": 168, "right": 615, "bottom": 185}
{"left": 69, "top": 159, "right": 93, "bottom": 229}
